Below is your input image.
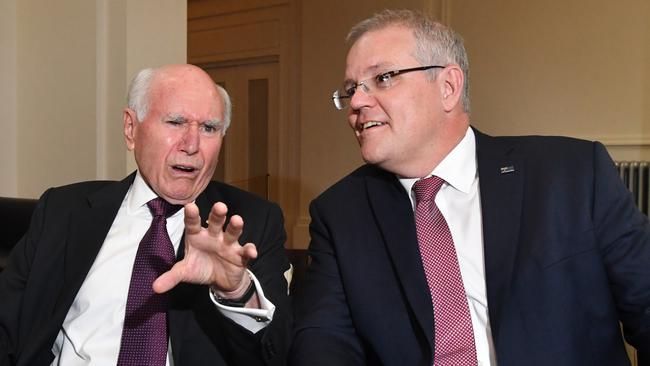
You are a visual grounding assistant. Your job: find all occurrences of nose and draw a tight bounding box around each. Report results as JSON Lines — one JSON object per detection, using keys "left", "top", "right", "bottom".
{"left": 180, "top": 123, "right": 199, "bottom": 155}
{"left": 348, "top": 84, "right": 375, "bottom": 111}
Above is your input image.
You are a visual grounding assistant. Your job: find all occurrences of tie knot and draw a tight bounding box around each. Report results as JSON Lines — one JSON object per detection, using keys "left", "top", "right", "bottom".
{"left": 147, "top": 197, "right": 182, "bottom": 218}
{"left": 413, "top": 175, "right": 445, "bottom": 203}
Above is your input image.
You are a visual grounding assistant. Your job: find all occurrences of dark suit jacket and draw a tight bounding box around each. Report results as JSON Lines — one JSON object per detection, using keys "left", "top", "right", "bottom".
{"left": 292, "top": 130, "right": 650, "bottom": 366}
{"left": 0, "top": 173, "right": 291, "bottom": 366}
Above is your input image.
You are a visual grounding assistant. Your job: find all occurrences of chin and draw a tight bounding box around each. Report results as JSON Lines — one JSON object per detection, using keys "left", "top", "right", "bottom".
{"left": 164, "top": 196, "right": 194, "bottom": 205}
{"left": 161, "top": 189, "right": 198, "bottom": 205}
{"left": 360, "top": 149, "right": 384, "bottom": 165}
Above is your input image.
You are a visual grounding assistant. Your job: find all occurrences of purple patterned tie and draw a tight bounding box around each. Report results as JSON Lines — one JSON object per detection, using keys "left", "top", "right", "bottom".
{"left": 413, "top": 176, "right": 478, "bottom": 366}
{"left": 117, "top": 197, "right": 181, "bottom": 366}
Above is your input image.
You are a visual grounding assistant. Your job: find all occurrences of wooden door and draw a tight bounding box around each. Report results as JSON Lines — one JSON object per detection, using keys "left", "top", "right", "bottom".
{"left": 203, "top": 61, "right": 279, "bottom": 200}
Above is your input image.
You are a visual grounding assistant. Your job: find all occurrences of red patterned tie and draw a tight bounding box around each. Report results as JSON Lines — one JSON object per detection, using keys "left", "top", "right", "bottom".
{"left": 117, "top": 197, "right": 181, "bottom": 366}
{"left": 413, "top": 176, "right": 478, "bottom": 366}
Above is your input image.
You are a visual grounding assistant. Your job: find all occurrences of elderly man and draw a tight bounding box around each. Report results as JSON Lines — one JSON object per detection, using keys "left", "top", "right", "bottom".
{"left": 292, "top": 9, "right": 650, "bottom": 366}
{"left": 0, "top": 64, "right": 290, "bottom": 365}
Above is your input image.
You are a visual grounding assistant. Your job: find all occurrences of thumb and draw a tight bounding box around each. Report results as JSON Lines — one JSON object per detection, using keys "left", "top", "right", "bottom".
{"left": 153, "top": 261, "right": 185, "bottom": 293}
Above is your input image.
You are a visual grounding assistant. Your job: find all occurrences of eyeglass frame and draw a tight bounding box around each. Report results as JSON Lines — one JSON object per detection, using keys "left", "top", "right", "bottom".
{"left": 331, "top": 65, "right": 446, "bottom": 110}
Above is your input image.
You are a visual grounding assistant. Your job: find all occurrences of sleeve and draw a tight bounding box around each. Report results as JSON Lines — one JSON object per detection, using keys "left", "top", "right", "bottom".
{"left": 210, "top": 268, "right": 275, "bottom": 333}
{"left": 591, "top": 142, "right": 650, "bottom": 360}
{"left": 208, "top": 202, "right": 292, "bottom": 366}
{"left": 290, "top": 200, "right": 366, "bottom": 366}
{"left": 0, "top": 190, "right": 50, "bottom": 366}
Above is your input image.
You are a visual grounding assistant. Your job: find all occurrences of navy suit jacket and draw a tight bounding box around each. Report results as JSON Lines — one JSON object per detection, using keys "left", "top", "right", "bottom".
{"left": 0, "top": 173, "right": 291, "bottom": 366}
{"left": 292, "top": 130, "right": 650, "bottom": 365}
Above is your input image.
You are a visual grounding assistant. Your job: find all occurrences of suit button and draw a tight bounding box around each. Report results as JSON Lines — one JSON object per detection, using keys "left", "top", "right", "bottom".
{"left": 265, "top": 341, "right": 276, "bottom": 357}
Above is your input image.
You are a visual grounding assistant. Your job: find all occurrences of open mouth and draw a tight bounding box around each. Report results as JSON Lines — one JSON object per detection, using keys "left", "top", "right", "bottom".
{"left": 172, "top": 164, "right": 198, "bottom": 173}
{"left": 361, "top": 121, "right": 387, "bottom": 131}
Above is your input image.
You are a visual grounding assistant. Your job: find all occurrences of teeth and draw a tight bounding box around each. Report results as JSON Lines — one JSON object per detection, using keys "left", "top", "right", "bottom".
{"left": 362, "top": 121, "right": 385, "bottom": 130}
{"left": 174, "top": 165, "right": 195, "bottom": 172}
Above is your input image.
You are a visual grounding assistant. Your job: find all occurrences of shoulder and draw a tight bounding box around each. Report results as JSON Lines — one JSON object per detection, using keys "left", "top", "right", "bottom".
{"left": 33, "top": 174, "right": 134, "bottom": 219}
{"left": 312, "top": 164, "right": 395, "bottom": 207}
{"left": 203, "top": 180, "right": 274, "bottom": 206}
{"left": 476, "top": 129, "right": 596, "bottom": 155}
{"left": 475, "top": 129, "right": 607, "bottom": 166}
{"left": 46, "top": 180, "right": 116, "bottom": 196}
{"left": 316, "top": 165, "right": 373, "bottom": 197}
{"left": 474, "top": 129, "right": 616, "bottom": 189}
{"left": 38, "top": 180, "right": 116, "bottom": 207}
{"left": 200, "top": 181, "right": 282, "bottom": 219}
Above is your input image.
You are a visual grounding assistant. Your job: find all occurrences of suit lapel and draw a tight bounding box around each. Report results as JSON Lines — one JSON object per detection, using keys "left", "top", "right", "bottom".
{"left": 474, "top": 129, "right": 524, "bottom": 345}
{"left": 365, "top": 169, "right": 435, "bottom": 353}
{"left": 363, "top": 129, "right": 524, "bottom": 354}
{"left": 55, "top": 173, "right": 135, "bottom": 312}
{"left": 27, "top": 173, "right": 135, "bottom": 363}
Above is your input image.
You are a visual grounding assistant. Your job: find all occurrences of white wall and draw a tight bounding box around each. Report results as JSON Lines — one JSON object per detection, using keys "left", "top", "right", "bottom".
{"left": 16, "top": 0, "right": 98, "bottom": 197}
{"left": 0, "top": 0, "right": 186, "bottom": 198}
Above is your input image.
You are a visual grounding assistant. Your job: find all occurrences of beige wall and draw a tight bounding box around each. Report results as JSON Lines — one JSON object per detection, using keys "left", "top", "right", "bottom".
{"left": 0, "top": 0, "right": 18, "bottom": 196}
{"left": 0, "top": 0, "right": 186, "bottom": 199}
{"left": 449, "top": 0, "right": 650, "bottom": 161}
{"left": 16, "top": 0, "right": 98, "bottom": 197}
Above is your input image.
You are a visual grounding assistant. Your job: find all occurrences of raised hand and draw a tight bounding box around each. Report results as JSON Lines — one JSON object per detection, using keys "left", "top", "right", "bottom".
{"left": 153, "top": 201, "right": 257, "bottom": 294}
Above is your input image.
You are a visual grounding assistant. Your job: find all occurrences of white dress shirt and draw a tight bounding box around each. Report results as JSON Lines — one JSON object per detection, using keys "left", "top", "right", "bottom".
{"left": 51, "top": 172, "right": 275, "bottom": 366}
{"left": 399, "top": 127, "right": 497, "bottom": 366}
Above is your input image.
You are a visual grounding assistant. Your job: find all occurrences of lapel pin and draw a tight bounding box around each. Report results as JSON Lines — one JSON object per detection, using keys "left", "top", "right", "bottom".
{"left": 500, "top": 165, "right": 515, "bottom": 174}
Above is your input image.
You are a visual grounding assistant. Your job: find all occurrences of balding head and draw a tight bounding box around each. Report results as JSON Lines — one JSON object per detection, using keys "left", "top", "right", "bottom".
{"left": 127, "top": 64, "right": 232, "bottom": 135}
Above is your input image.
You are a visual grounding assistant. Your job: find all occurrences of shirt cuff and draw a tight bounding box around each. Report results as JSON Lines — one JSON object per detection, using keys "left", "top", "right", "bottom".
{"left": 209, "top": 269, "right": 275, "bottom": 334}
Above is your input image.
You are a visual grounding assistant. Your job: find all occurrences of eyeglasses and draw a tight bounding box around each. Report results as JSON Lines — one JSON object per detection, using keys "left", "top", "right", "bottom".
{"left": 331, "top": 65, "right": 445, "bottom": 110}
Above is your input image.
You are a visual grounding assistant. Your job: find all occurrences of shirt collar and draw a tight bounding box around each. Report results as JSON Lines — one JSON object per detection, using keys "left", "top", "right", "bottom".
{"left": 126, "top": 171, "right": 162, "bottom": 215}
{"left": 399, "top": 126, "right": 477, "bottom": 197}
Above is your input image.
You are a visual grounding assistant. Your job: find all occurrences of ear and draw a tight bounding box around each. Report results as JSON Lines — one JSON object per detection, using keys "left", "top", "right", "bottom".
{"left": 124, "top": 108, "right": 138, "bottom": 151}
{"left": 439, "top": 65, "right": 465, "bottom": 112}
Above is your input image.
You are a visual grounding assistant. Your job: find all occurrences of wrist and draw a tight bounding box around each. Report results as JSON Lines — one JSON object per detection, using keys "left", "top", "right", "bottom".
{"left": 211, "top": 275, "right": 256, "bottom": 307}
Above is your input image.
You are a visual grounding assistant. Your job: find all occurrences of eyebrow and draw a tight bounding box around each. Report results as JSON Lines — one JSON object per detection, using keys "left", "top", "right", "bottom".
{"left": 203, "top": 118, "right": 223, "bottom": 127}
{"left": 167, "top": 115, "right": 186, "bottom": 123}
{"left": 343, "top": 62, "right": 393, "bottom": 85}
{"left": 165, "top": 114, "right": 222, "bottom": 126}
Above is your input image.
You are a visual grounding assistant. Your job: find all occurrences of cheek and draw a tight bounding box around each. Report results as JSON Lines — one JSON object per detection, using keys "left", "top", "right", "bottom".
{"left": 151, "top": 132, "right": 179, "bottom": 155}
{"left": 203, "top": 139, "right": 223, "bottom": 165}
{"left": 164, "top": 135, "right": 176, "bottom": 146}
{"left": 140, "top": 141, "right": 175, "bottom": 173}
{"left": 347, "top": 113, "right": 357, "bottom": 129}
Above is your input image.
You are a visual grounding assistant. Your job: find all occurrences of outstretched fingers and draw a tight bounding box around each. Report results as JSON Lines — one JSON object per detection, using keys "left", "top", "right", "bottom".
{"left": 153, "top": 261, "right": 186, "bottom": 294}
{"left": 241, "top": 242, "right": 258, "bottom": 261}
{"left": 183, "top": 202, "right": 202, "bottom": 235}
{"left": 224, "top": 214, "right": 244, "bottom": 244}
{"left": 207, "top": 202, "right": 228, "bottom": 236}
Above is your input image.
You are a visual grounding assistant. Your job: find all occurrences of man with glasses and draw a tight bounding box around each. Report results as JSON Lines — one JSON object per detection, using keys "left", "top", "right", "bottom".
{"left": 292, "top": 9, "right": 650, "bottom": 366}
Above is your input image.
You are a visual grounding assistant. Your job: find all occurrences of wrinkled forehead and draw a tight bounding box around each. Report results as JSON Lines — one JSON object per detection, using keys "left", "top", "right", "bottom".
{"left": 344, "top": 25, "right": 418, "bottom": 80}
{"left": 149, "top": 76, "right": 223, "bottom": 121}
